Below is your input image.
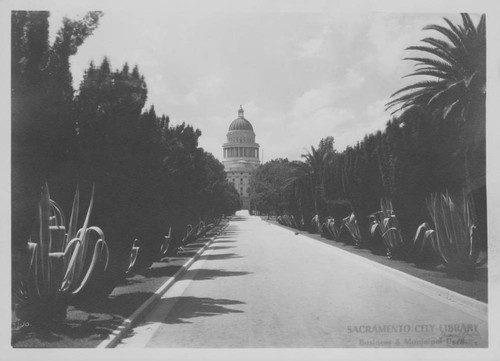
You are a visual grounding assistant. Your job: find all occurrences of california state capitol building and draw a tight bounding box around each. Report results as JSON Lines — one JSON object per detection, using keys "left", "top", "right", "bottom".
{"left": 222, "top": 106, "right": 261, "bottom": 210}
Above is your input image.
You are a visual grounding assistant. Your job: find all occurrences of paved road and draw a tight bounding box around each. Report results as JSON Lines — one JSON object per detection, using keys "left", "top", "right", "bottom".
{"left": 118, "top": 211, "right": 487, "bottom": 348}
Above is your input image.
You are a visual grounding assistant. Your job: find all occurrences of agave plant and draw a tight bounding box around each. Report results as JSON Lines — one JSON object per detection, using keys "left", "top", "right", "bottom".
{"left": 176, "top": 224, "right": 196, "bottom": 253}
{"left": 14, "top": 183, "right": 109, "bottom": 324}
{"left": 14, "top": 183, "right": 67, "bottom": 324}
{"left": 126, "top": 239, "right": 144, "bottom": 275}
{"left": 204, "top": 218, "right": 216, "bottom": 234}
{"left": 295, "top": 215, "right": 306, "bottom": 230}
{"left": 311, "top": 214, "right": 321, "bottom": 234}
{"left": 370, "top": 199, "right": 406, "bottom": 259}
{"left": 158, "top": 227, "right": 172, "bottom": 261}
{"left": 188, "top": 223, "right": 200, "bottom": 242}
{"left": 60, "top": 185, "right": 109, "bottom": 297}
{"left": 279, "top": 214, "right": 296, "bottom": 229}
{"left": 426, "top": 192, "right": 486, "bottom": 279}
{"left": 322, "top": 217, "right": 338, "bottom": 240}
{"left": 342, "top": 213, "right": 363, "bottom": 248}
{"left": 409, "top": 222, "right": 442, "bottom": 267}
{"left": 196, "top": 221, "right": 205, "bottom": 237}
{"left": 368, "top": 214, "right": 387, "bottom": 256}
{"left": 197, "top": 219, "right": 215, "bottom": 237}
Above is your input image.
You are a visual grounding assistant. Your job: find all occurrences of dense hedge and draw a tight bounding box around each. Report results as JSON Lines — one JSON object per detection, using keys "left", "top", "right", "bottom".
{"left": 12, "top": 11, "right": 241, "bottom": 307}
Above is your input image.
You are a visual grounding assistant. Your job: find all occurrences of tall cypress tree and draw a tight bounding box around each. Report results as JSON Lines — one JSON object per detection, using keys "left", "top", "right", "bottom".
{"left": 11, "top": 10, "right": 102, "bottom": 320}
{"left": 11, "top": 11, "right": 102, "bottom": 260}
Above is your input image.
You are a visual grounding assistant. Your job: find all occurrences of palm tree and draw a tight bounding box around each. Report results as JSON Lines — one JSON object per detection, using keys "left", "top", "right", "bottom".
{"left": 386, "top": 13, "right": 487, "bottom": 247}
{"left": 387, "top": 14, "right": 485, "bottom": 189}
{"left": 386, "top": 13, "right": 485, "bottom": 121}
{"left": 287, "top": 137, "right": 335, "bottom": 225}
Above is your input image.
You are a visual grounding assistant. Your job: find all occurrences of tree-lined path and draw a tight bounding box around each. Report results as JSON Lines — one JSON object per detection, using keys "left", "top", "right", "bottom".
{"left": 117, "top": 211, "right": 487, "bottom": 348}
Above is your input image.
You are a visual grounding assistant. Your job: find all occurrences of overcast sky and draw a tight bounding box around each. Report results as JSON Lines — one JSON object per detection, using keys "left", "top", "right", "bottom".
{"left": 46, "top": 7, "right": 480, "bottom": 162}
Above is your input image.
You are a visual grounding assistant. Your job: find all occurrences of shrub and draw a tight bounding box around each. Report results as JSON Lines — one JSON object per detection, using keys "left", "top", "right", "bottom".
{"left": 342, "top": 213, "right": 363, "bottom": 248}
{"left": 368, "top": 214, "right": 387, "bottom": 256}
{"left": 426, "top": 192, "right": 487, "bottom": 280}
{"left": 410, "top": 222, "right": 442, "bottom": 268}
{"left": 369, "top": 199, "right": 406, "bottom": 259}
{"left": 322, "top": 217, "right": 339, "bottom": 241}
{"left": 14, "top": 183, "right": 108, "bottom": 324}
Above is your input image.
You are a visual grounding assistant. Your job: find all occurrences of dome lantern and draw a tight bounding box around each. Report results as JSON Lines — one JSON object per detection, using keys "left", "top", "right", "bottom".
{"left": 228, "top": 106, "right": 254, "bottom": 131}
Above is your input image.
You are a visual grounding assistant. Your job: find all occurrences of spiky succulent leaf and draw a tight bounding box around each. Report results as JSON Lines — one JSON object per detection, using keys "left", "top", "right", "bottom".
{"left": 67, "top": 185, "right": 80, "bottom": 243}
{"left": 71, "top": 228, "right": 108, "bottom": 295}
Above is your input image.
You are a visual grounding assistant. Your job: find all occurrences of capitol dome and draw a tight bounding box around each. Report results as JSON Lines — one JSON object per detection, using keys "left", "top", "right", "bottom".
{"left": 229, "top": 107, "right": 254, "bottom": 131}
{"left": 229, "top": 117, "right": 254, "bottom": 131}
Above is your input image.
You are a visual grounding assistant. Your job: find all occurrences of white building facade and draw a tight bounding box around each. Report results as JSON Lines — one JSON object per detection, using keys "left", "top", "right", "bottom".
{"left": 222, "top": 106, "right": 260, "bottom": 209}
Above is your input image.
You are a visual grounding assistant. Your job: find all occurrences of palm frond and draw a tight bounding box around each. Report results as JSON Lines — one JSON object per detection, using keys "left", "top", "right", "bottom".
{"left": 423, "top": 24, "right": 464, "bottom": 50}
{"left": 386, "top": 88, "right": 431, "bottom": 109}
{"left": 442, "top": 97, "right": 463, "bottom": 120}
{"left": 388, "top": 80, "right": 442, "bottom": 98}
{"left": 419, "top": 37, "right": 465, "bottom": 70}
{"left": 387, "top": 97, "right": 429, "bottom": 115}
{"left": 477, "top": 14, "right": 486, "bottom": 36}
{"left": 386, "top": 89, "right": 437, "bottom": 114}
{"left": 404, "top": 57, "right": 462, "bottom": 78}
{"left": 405, "top": 46, "right": 457, "bottom": 67}
{"left": 403, "top": 68, "right": 450, "bottom": 80}
{"left": 420, "top": 37, "right": 454, "bottom": 54}
{"left": 443, "top": 17, "right": 468, "bottom": 44}
{"left": 460, "top": 13, "right": 476, "bottom": 36}
{"left": 427, "top": 80, "right": 464, "bottom": 109}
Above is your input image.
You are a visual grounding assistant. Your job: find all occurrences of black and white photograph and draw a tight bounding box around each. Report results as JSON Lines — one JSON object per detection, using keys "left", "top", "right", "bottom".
{"left": 2, "top": 0, "right": 499, "bottom": 360}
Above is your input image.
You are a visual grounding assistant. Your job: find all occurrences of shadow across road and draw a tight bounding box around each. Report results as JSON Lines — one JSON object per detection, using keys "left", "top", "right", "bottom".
{"left": 144, "top": 296, "right": 245, "bottom": 325}
{"left": 206, "top": 245, "right": 236, "bottom": 251}
{"left": 183, "top": 268, "right": 251, "bottom": 281}
{"left": 200, "top": 253, "right": 242, "bottom": 261}
{"left": 215, "top": 234, "right": 239, "bottom": 239}
{"left": 211, "top": 240, "right": 236, "bottom": 244}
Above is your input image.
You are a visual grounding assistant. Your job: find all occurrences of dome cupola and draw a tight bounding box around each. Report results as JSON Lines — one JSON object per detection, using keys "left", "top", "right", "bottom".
{"left": 228, "top": 105, "right": 254, "bottom": 131}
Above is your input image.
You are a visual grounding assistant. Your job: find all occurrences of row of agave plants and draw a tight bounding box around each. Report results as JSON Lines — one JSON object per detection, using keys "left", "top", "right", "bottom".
{"left": 277, "top": 192, "right": 486, "bottom": 281}
{"left": 126, "top": 218, "right": 220, "bottom": 276}
{"left": 14, "top": 183, "right": 222, "bottom": 325}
